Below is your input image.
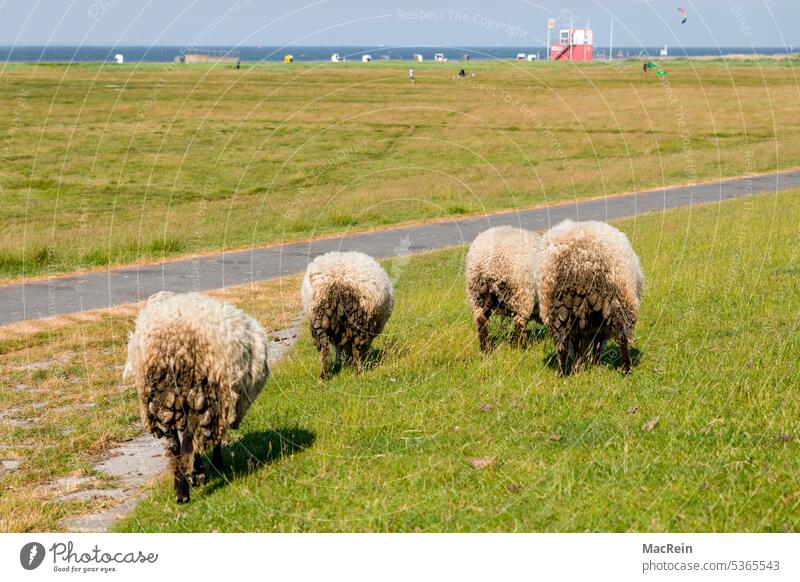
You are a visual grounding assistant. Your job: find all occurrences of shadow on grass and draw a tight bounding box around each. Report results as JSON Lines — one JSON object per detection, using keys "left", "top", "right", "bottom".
{"left": 363, "top": 343, "right": 396, "bottom": 369}
{"left": 543, "top": 343, "right": 643, "bottom": 373}
{"left": 601, "top": 344, "right": 642, "bottom": 371}
{"left": 323, "top": 334, "right": 404, "bottom": 377}
{"left": 486, "top": 319, "right": 548, "bottom": 350}
{"left": 201, "top": 428, "right": 315, "bottom": 495}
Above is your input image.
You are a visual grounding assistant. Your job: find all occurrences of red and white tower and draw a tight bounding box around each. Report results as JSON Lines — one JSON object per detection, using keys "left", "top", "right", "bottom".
{"left": 549, "top": 27, "right": 593, "bottom": 61}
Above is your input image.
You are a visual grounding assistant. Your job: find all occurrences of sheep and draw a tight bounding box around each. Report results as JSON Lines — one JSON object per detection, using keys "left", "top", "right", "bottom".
{"left": 537, "top": 220, "right": 644, "bottom": 375}
{"left": 465, "top": 226, "right": 545, "bottom": 351}
{"left": 123, "top": 291, "right": 270, "bottom": 503}
{"left": 301, "top": 251, "right": 393, "bottom": 379}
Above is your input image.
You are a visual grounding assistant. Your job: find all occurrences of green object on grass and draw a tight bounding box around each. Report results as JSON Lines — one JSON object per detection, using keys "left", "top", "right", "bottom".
{"left": 656, "top": 69, "right": 667, "bottom": 76}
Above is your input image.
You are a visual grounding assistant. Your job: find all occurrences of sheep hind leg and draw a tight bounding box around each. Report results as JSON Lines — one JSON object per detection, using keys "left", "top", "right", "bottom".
{"left": 179, "top": 430, "right": 195, "bottom": 503}
{"left": 191, "top": 452, "right": 206, "bottom": 486}
{"left": 514, "top": 318, "right": 527, "bottom": 348}
{"left": 165, "top": 429, "right": 183, "bottom": 502}
{"left": 352, "top": 341, "right": 364, "bottom": 373}
{"left": 318, "top": 336, "right": 330, "bottom": 380}
{"left": 334, "top": 345, "right": 342, "bottom": 372}
{"left": 476, "top": 310, "right": 490, "bottom": 352}
{"left": 556, "top": 342, "right": 571, "bottom": 376}
{"left": 570, "top": 335, "right": 583, "bottom": 371}
{"left": 170, "top": 429, "right": 192, "bottom": 504}
{"left": 619, "top": 335, "right": 632, "bottom": 374}
{"left": 211, "top": 443, "right": 224, "bottom": 474}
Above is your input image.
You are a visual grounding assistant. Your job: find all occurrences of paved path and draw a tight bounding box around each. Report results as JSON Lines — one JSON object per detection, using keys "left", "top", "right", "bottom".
{"left": 2, "top": 171, "right": 799, "bottom": 325}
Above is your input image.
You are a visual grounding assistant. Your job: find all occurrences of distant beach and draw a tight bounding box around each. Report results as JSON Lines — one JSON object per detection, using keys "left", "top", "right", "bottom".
{"left": 0, "top": 45, "right": 796, "bottom": 63}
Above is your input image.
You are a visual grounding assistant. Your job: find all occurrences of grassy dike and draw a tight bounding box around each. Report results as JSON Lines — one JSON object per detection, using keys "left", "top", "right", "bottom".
{"left": 113, "top": 189, "right": 800, "bottom": 532}
{"left": 2, "top": 58, "right": 799, "bottom": 280}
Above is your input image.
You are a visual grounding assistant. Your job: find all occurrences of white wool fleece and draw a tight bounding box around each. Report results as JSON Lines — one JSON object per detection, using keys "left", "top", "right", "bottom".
{"left": 465, "top": 226, "right": 545, "bottom": 320}
{"left": 301, "top": 251, "right": 394, "bottom": 333}
{"left": 539, "top": 219, "right": 644, "bottom": 327}
{"left": 124, "top": 291, "right": 270, "bottom": 428}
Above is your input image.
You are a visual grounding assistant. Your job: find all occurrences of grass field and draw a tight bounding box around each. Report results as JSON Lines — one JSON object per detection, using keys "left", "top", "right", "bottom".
{"left": 2, "top": 58, "right": 800, "bottom": 280}
{"left": 93, "top": 189, "right": 800, "bottom": 533}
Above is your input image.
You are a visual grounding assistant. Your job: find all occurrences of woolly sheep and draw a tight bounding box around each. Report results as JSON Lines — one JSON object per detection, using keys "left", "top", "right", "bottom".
{"left": 538, "top": 220, "right": 644, "bottom": 375}
{"left": 123, "top": 291, "right": 270, "bottom": 503}
{"left": 465, "top": 226, "right": 545, "bottom": 351}
{"left": 301, "top": 251, "right": 393, "bottom": 379}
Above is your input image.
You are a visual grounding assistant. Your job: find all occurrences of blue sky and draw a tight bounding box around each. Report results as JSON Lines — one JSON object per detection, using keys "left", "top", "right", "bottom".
{"left": 1, "top": 0, "right": 797, "bottom": 48}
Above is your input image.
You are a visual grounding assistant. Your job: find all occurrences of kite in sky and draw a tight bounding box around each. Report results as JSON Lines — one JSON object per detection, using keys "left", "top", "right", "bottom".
{"left": 678, "top": 7, "right": 687, "bottom": 24}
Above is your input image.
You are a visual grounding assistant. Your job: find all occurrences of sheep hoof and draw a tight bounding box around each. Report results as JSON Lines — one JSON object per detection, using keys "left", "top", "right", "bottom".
{"left": 191, "top": 472, "right": 206, "bottom": 486}
{"left": 174, "top": 479, "right": 190, "bottom": 503}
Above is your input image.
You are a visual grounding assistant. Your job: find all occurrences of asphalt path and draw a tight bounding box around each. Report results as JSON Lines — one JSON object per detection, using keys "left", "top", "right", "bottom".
{"left": 2, "top": 170, "right": 797, "bottom": 325}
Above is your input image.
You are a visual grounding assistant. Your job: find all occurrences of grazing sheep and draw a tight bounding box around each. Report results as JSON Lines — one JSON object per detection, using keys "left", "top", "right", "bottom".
{"left": 465, "top": 226, "right": 545, "bottom": 351}
{"left": 538, "top": 220, "right": 644, "bottom": 375}
{"left": 301, "top": 251, "right": 393, "bottom": 379}
{"left": 123, "top": 291, "right": 270, "bottom": 503}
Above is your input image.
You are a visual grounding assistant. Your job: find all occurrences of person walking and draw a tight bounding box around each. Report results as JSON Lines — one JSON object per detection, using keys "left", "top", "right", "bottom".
{"left": 409, "top": 67, "right": 415, "bottom": 84}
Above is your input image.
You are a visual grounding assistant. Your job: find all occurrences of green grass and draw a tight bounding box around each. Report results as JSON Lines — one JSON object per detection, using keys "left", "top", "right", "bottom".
{"left": 2, "top": 58, "right": 800, "bottom": 279}
{"left": 116, "top": 189, "right": 800, "bottom": 532}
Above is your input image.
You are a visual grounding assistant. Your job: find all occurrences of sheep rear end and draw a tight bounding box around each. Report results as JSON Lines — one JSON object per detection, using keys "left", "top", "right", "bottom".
{"left": 310, "top": 281, "right": 381, "bottom": 379}
{"left": 139, "top": 322, "right": 228, "bottom": 502}
{"left": 468, "top": 274, "right": 537, "bottom": 351}
{"left": 543, "top": 237, "right": 637, "bottom": 375}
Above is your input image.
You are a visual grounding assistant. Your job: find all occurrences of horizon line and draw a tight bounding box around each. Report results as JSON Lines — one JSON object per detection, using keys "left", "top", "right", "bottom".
{"left": 0, "top": 43, "right": 794, "bottom": 49}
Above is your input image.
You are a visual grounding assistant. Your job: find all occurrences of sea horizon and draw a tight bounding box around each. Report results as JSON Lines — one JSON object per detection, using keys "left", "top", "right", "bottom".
{"left": 1, "top": 44, "right": 796, "bottom": 63}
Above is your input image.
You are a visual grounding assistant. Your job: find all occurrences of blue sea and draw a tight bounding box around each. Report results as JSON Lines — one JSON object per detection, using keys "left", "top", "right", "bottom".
{"left": 0, "top": 45, "right": 794, "bottom": 63}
